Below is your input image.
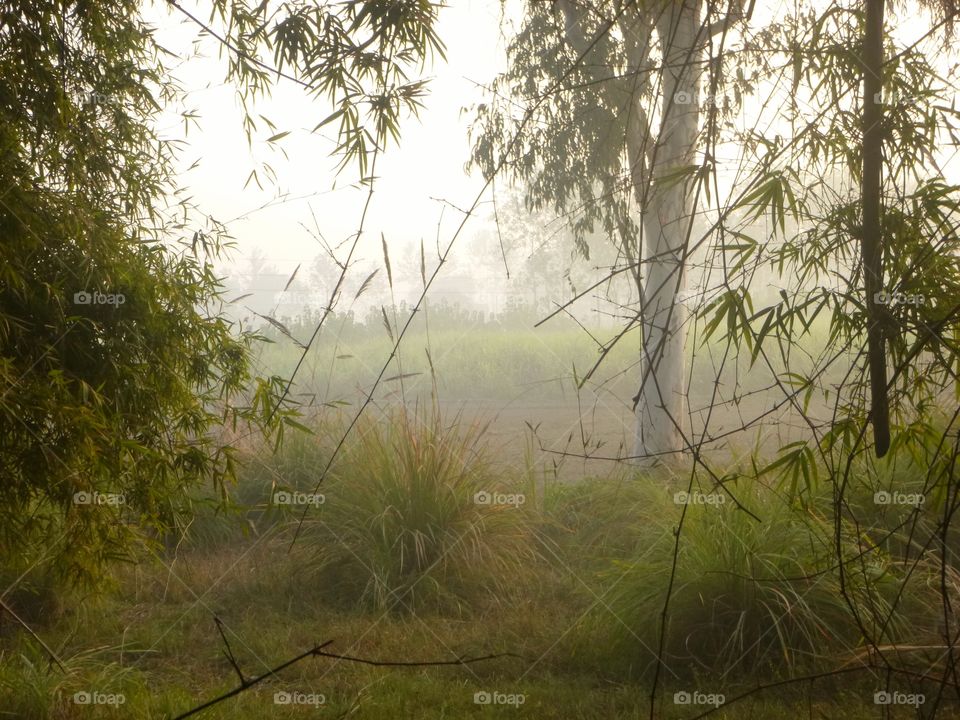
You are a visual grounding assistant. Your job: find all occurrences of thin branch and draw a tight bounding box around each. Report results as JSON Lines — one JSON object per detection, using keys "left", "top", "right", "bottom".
{"left": 171, "top": 641, "right": 517, "bottom": 720}
{"left": 214, "top": 616, "right": 247, "bottom": 687}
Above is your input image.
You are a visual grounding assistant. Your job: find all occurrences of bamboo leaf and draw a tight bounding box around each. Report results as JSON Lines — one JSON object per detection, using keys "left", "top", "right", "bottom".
{"left": 385, "top": 372, "right": 422, "bottom": 382}
{"left": 313, "top": 108, "right": 345, "bottom": 132}
{"left": 420, "top": 238, "right": 426, "bottom": 287}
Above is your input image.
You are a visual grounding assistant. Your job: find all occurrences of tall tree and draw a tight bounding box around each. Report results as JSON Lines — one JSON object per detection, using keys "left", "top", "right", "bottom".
{"left": 471, "top": 0, "right": 753, "bottom": 463}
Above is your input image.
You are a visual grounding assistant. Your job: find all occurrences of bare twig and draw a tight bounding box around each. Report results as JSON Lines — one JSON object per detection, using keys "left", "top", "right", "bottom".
{"left": 171, "top": 640, "right": 518, "bottom": 720}
{"left": 213, "top": 616, "right": 247, "bottom": 687}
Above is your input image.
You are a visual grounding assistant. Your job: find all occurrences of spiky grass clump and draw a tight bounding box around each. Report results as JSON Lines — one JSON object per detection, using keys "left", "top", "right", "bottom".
{"left": 576, "top": 481, "right": 918, "bottom": 679}
{"left": 0, "top": 644, "right": 149, "bottom": 720}
{"left": 540, "top": 473, "right": 671, "bottom": 568}
{"left": 300, "top": 407, "right": 537, "bottom": 613}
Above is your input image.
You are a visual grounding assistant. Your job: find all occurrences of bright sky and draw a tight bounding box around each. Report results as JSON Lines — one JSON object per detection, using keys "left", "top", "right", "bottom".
{"left": 149, "top": 0, "right": 509, "bottom": 293}
{"left": 146, "top": 0, "right": 959, "bottom": 304}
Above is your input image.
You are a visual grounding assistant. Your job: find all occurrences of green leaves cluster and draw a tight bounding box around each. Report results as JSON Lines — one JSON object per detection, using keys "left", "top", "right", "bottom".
{"left": 0, "top": 0, "right": 440, "bottom": 586}
{"left": 211, "top": 0, "right": 445, "bottom": 176}
{"left": 468, "top": 2, "right": 637, "bottom": 257}
{"left": 710, "top": 6, "right": 960, "bottom": 494}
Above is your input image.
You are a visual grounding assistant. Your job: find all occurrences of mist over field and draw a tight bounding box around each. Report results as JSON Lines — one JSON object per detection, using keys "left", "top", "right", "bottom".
{"left": 4, "top": 0, "right": 960, "bottom": 718}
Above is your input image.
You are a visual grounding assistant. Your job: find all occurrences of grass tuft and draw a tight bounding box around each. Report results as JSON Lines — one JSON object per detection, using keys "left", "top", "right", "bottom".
{"left": 298, "top": 406, "right": 538, "bottom": 613}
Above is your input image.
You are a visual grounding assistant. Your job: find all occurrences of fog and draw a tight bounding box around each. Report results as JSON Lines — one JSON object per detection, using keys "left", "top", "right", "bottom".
{"left": 9, "top": 1, "right": 960, "bottom": 717}
{"left": 135, "top": 0, "right": 960, "bottom": 475}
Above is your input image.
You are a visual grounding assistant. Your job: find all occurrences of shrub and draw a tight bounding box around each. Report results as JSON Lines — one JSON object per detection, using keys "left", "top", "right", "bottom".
{"left": 0, "top": 643, "right": 148, "bottom": 720}
{"left": 577, "top": 479, "right": 929, "bottom": 679}
{"left": 298, "top": 407, "right": 537, "bottom": 613}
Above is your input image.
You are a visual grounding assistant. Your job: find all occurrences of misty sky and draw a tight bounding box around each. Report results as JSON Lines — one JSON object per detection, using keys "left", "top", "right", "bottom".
{"left": 146, "top": 0, "right": 960, "bottom": 310}
{"left": 148, "top": 0, "right": 508, "bottom": 296}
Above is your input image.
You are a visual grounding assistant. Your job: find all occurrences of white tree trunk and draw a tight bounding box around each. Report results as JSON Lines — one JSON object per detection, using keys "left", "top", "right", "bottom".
{"left": 630, "top": 0, "right": 703, "bottom": 464}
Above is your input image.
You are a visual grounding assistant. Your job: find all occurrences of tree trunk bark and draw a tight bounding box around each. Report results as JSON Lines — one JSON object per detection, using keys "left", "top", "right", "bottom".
{"left": 862, "top": 0, "right": 890, "bottom": 457}
{"left": 631, "top": 0, "right": 703, "bottom": 464}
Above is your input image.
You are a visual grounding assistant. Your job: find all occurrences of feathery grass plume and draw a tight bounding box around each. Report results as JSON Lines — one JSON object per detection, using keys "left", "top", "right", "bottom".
{"left": 299, "top": 405, "right": 537, "bottom": 613}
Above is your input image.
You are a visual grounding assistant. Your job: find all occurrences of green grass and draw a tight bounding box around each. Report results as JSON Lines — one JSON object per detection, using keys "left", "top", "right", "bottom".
{"left": 574, "top": 482, "right": 898, "bottom": 678}
{"left": 0, "top": 568, "right": 941, "bottom": 719}
{"left": 1, "top": 552, "right": 942, "bottom": 720}
{"left": 2, "top": 408, "right": 959, "bottom": 718}
{"left": 251, "top": 303, "right": 844, "bottom": 410}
